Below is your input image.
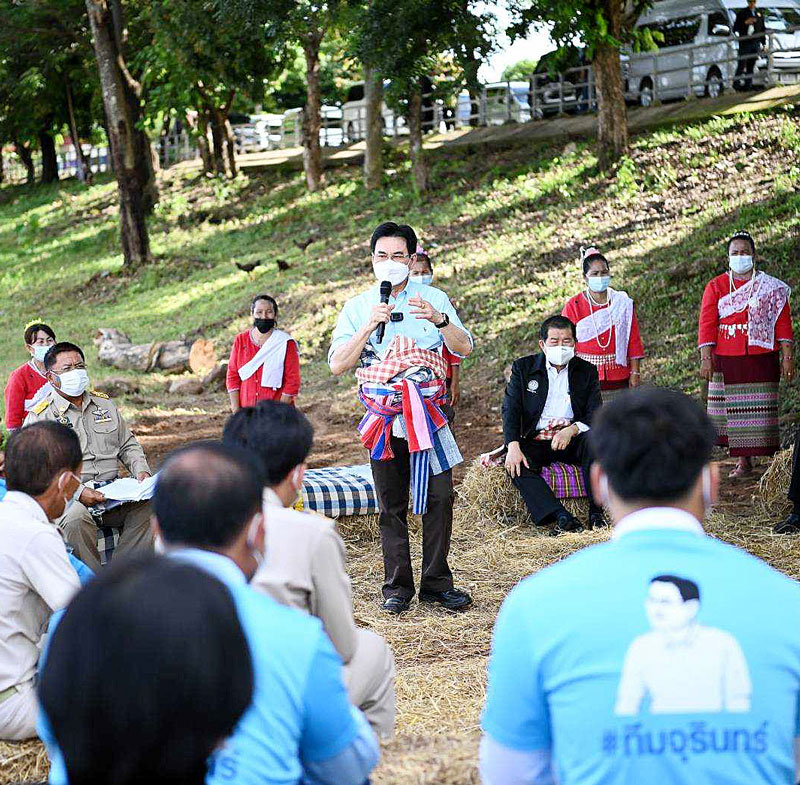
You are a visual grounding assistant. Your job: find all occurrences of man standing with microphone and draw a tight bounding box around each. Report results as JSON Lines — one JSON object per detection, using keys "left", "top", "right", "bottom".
{"left": 329, "top": 222, "right": 474, "bottom": 614}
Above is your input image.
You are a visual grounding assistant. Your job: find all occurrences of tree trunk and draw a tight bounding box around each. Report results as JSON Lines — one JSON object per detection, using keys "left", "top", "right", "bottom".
{"left": 39, "top": 130, "right": 59, "bottom": 183}
{"left": 108, "top": 0, "right": 157, "bottom": 213}
{"left": 65, "top": 79, "right": 93, "bottom": 184}
{"left": 224, "top": 116, "right": 238, "bottom": 178}
{"left": 85, "top": 0, "right": 151, "bottom": 267}
{"left": 197, "top": 112, "right": 213, "bottom": 174}
{"left": 0, "top": 147, "right": 4, "bottom": 184}
{"left": 208, "top": 104, "right": 229, "bottom": 177}
{"left": 363, "top": 66, "right": 383, "bottom": 190}
{"left": 408, "top": 87, "right": 427, "bottom": 194}
{"left": 594, "top": 2, "right": 629, "bottom": 168}
{"left": 302, "top": 41, "right": 323, "bottom": 192}
{"left": 14, "top": 142, "right": 35, "bottom": 184}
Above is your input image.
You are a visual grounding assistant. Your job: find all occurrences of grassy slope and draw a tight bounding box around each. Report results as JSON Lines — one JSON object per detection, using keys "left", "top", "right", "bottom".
{"left": 0, "top": 103, "right": 798, "bottom": 426}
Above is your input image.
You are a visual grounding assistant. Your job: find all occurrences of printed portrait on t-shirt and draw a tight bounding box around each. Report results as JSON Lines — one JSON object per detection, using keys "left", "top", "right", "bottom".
{"left": 615, "top": 574, "right": 752, "bottom": 716}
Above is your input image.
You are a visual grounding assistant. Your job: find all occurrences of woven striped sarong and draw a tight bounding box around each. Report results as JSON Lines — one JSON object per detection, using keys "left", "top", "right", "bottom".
{"left": 708, "top": 352, "right": 781, "bottom": 457}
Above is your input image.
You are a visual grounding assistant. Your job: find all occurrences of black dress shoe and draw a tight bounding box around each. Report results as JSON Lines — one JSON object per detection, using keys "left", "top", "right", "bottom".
{"left": 418, "top": 588, "right": 473, "bottom": 611}
{"left": 382, "top": 596, "right": 411, "bottom": 614}
{"left": 588, "top": 509, "right": 608, "bottom": 529}
{"left": 553, "top": 512, "right": 583, "bottom": 534}
{"left": 774, "top": 512, "right": 800, "bottom": 535}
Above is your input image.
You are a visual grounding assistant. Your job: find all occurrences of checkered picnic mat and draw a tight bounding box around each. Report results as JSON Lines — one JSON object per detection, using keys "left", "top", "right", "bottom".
{"left": 540, "top": 462, "right": 587, "bottom": 499}
{"left": 97, "top": 526, "right": 120, "bottom": 565}
{"left": 298, "top": 465, "right": 379, "bottom": 519}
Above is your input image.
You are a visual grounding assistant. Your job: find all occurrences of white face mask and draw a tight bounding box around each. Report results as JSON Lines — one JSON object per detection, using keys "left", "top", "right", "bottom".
{"left": 373, "top": 260, "right": 409, "bottom": 286}
{"left": 587, "top": 276, "right": 611, "bottom": 293}
{"left": 729, "top": 254, "right": 754, "bottom": 275}
{"left": 411, "top": 273, "right": 433, "bottom": 286}
{"left": 246, "top": 515, "right": 266, "bottom": 572}
{"left": 31, "top": 345, "right": 50, "bottom": 362}
{"left": 701, "top": 465, "right": 713, "bottom": 518}
{"left": 57, "top": 472, "right": 82, "bottom": 520}
{"left": 544, "top": 344, "right": 575, "bottom": 367}
{"left": 56, "top": 369, "right": 90, "bottom": 397}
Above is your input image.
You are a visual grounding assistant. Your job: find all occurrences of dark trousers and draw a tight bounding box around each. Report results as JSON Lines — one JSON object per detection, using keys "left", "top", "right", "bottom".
{"left": 371, "top": 436, "right": 454, "bottom": 601}
{"left": 790, "top": 429, "right": 800, "bottom": 507}
{"left": 511, "top": 432, "right": 601, "bottom": 525}
{"left": 735, "top": 46, "right": 759, "bottom": 90}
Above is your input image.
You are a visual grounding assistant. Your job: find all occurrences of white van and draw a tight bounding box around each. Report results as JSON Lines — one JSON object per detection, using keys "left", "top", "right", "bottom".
{"left": 341, "top": 82, "right": 404, "bottom": 142}
{"left": 626, "top": 0, "right": 800, "bottom": 106}
{"left": 481, "top": 82, "right": 533, "bottom": 125}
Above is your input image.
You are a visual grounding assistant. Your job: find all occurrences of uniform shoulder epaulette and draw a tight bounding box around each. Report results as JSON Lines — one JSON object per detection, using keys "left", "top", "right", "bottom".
{"left": 32, "top": 398, "right": 51, "bottom": 414}
{"left": 90, "top": 390, "right": 110, "bottom": 399}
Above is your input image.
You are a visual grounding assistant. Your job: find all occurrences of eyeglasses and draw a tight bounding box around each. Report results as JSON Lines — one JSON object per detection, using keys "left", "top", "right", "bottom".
{"left": 373, "top": 252, "right": 413, "bottom": 263}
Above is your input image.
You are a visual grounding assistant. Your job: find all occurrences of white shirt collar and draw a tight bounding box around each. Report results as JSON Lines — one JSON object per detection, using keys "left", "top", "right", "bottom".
{"left": 263, "top": 487, "right": 283, "bottom": 507}
{"left": 612, "top": 507, "right": 705, "bottom": 541}
{"left": 1, "top": 491, "right": 50, "bottom": 525}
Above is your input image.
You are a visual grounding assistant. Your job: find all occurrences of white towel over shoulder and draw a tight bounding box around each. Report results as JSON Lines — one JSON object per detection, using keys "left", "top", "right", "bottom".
{"left": 238, "top": 330, "right": 292, "bottom": 389}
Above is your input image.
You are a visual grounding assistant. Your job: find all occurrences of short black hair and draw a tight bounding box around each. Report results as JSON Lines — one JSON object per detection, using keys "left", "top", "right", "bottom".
{"left": 370, "top": 222, "right": 418, "bottom": 255}
{"left": 727, "top": 230, "right": 756, "bottom": 255}
{"left": 223, "top": 401, "right": 313, "bottom": 486}
{"left": 590, "top": 387, "right": 717, "bottom": 502}
{"left": 44, "top": 341, "right": 85, "bottom": 372}
{"left": 6, "top": 422, "right": 82, "bottom": 496}
{"left": 251, "top": 294, "right": 278, "bottom": 316}
{"left": 582, "top": 253, "right": 610, "bottom": 276}
{"left": 540, "top": 315, "right": 576, "bottom": 341}
{"left": 154, "top": 442, "right": 264, "bottom": 549}
{"left": 39, "top": 556, "right": 253, "bottom": 785}
{"left": 24, "top": 322, "right": 55, "bottom": 345}
{"left": 651, "top": 574, "right": 700, "bottom": 602}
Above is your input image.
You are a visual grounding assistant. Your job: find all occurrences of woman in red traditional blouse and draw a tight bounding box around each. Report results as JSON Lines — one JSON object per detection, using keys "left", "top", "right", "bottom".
{"left": 562, "top": 246, "right": 645, "bottom": 403}
{"left": 698, "top": 231, "right": 794, "bottom": 478}
{"left": 226, "top": 295, "right": 300, "bottom": 412}
{"left": 4, "top": 322, "right": 56, "bottom": 430}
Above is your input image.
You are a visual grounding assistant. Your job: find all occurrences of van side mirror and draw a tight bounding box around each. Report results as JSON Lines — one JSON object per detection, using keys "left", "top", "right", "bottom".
{"left": 712, "top": 23, "right": 731, "bottom": 36}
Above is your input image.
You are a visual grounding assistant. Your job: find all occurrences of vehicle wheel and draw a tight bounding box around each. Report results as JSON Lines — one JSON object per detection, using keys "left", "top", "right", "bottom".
{"left": 639, "top": 78, "right": 654, "bottom": 108}
{"left": 705, "top": 69, "right": 723, "bottom": 99}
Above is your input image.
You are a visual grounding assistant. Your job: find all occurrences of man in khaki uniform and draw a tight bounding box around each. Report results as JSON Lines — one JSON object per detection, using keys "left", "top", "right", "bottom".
{"left": 24, "top": 342, "right": 153, "bottom": 571}
{"left": 223, "top": 401, "right": 396, "bottom": 739}
{"left": 0, "top": 422, "right": 82, "bottom": 740}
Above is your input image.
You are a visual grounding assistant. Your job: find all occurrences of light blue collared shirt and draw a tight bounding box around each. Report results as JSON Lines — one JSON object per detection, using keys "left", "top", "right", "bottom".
{"left": 39, "top": 549, "right": 378, "bottom": 785}
{"left": 328, "top": 278, "right": 473, "bottom": 365}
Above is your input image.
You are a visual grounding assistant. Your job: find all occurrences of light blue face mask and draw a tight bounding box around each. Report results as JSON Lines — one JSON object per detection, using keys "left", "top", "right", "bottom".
{"left": 729, "top": 255, "right": 754, "bottom": 275}
{"left": 587, "top": 275, "right": 611, "bottom": 293}
{"left": 412, "top": 274, "right": 433, "bottom": 286}
{"left": 31, "top": 345, "right": 50, "bottom": 362}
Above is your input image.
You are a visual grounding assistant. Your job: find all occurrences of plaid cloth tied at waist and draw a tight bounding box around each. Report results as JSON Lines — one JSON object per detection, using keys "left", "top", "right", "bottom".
{"left": 358, "top": 378, "right": 460, "bottom": 514}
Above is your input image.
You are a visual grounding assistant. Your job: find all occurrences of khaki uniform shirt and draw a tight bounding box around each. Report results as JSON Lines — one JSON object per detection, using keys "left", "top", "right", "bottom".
{"left": 0, "top": 492, "right": 80, "bottom": 690}
{"left": 253, "top": 489, "right": 358, "bottom": 664}
{"left": 25, "top": 389, "right": 150, "bottom": 489}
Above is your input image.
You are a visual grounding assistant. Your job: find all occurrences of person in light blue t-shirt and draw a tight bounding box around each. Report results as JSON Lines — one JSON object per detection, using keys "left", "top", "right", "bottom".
{"left": 39, "top": 441, "right": 379, "bottom": 785}
{"left": 481, "top": 387, "right": 800, "bottom": 785}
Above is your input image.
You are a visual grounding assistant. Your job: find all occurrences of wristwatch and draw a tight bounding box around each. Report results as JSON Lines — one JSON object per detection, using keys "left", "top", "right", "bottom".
{"left": 434, "top": 313, "right": 450, "bottom": 330}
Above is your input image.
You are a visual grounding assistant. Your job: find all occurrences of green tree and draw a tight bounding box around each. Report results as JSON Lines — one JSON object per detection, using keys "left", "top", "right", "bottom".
{"left": 354, "top": 0, "right": 496, "bottom": 194}
{"left": 135, "top": 0, "right": 285, "bottom": 178}
{"left": 0, "top": 0, "right": 98, "bottom": 184}
{"left": 501, "top": 58, "right": 539, "bottom": 81}
{"left": 509, "top": 0, "right": 652, "bottom": 166}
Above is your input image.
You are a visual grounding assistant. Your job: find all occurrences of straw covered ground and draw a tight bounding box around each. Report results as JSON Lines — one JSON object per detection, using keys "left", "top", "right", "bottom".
{"left": 1, "top": 452, "right": 795, "bottom": 785}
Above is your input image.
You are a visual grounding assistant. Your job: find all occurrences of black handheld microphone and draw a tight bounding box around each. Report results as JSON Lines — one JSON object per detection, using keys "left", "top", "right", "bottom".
{"left": 376, "top": 280, "right": 392, "bottom": 344}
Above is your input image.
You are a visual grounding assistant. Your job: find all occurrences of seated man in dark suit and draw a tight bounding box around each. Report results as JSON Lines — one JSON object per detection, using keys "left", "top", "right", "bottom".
{"left": 503, "top": 315, "right": 604, "bottom": 534}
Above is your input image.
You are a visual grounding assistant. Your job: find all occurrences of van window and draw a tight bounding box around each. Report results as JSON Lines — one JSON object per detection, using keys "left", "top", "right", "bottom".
{"left": 662, "top": 16, "right": 702, "bottom": 46}
{"left": 346, "top": 85, "right": 365, "bottom": 103}
{"left": 708, "top": 11, "right": 730, "bottom": 35}
{"left": 762, "top": 6, "right": 800, "bottom": 30}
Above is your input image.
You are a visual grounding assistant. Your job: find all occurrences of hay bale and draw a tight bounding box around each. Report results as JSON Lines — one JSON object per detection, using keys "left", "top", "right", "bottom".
{"left": 0, "top": 740, "right": 48, "bottom": 785}
{"left": 457, "top": 459, "right": 589, "bottom": 527}
{"left": 757, "top": 448, "right": 793, "bottom": 519}
{"left": 336, "top": 513, "right": 421, "bottom": 542}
